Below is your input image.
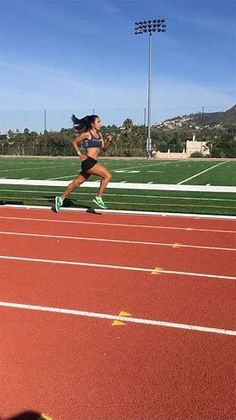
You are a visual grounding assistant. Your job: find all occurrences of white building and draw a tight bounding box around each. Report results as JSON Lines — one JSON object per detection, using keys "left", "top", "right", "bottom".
{"left": 153, "top": 135, "right": 209, "bottom": 159}
{"left": 186, "top": 135, "right": 209, "bottom": 157}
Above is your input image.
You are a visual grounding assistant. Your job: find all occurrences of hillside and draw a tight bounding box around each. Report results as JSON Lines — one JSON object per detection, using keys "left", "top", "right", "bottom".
{"left": 157, "top": 105, "right": 236, "bottom": 129}
{"left": 193, "top": 105, "right": 236, "bottom": 127}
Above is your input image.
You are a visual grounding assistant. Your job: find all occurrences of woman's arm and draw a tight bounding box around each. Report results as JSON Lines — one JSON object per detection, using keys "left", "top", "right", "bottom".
{"left": 102, "top": 134, "right": 112, "bottom": 152}
{"left": 71, "top": 132, "right": 88, "bottom": 159}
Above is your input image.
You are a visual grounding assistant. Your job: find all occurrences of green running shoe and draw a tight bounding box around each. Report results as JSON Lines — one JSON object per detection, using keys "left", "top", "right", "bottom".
{"left": 93, "top": 196, "right": 108, "bottom": 209}
{"left": 54, "top": 196, "right": 63, "bottom": 213}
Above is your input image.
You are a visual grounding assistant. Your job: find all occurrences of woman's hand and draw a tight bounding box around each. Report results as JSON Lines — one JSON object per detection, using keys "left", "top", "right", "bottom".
{"left": 106, "top": 135, "right": 112, "bottom": 143}
{"left": 78, "top": 154, "right": 87, "bottom": 160}
{"left": 102, "top": 134, "right": 112, "bottom": 151}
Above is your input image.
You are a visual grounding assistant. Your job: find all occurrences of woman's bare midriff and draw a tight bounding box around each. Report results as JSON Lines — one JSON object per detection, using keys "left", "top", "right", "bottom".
{"left": 86, "top": 147, "right": 100, "bottom": 159}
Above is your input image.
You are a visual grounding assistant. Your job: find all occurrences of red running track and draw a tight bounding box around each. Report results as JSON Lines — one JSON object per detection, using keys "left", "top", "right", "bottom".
{"left": 0, "top": 206, "right": 236, "bottom": 419}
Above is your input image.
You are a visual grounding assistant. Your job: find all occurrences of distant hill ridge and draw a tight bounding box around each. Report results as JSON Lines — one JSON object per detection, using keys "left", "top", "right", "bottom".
{"left": 157, "top": 105, "right": 236, "bottom": 128}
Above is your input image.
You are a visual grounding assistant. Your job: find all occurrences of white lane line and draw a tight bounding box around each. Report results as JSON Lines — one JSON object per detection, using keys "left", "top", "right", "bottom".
{"left": 111, "top": 161, "right": 171, "bottom": 172}
{"left": 0, "top": 188, "right": 235, "bottom": 202}
{"left": 0, "top": 301, "right": 235, "bottom": 336}
{"left": 178, "top": 161, "right": 227, "bottom": 185}
{"left": 1, "top": 231, "right": 235, "bottom": 252}
{"left": 113, "top": 170, "right": 141, "bottom": 174}
{"left": 48, "top": 175, "right": 75, "bottom": 180}
{"left": 0, "top": 165, "right": 68, "bottom": 173}
{"left": 1, "top": 178, "right": 235, "bottom": 192}
{"left": 0, "top": 255, "right": 236, "bottom": 280}
{"left": 0, "top": 215, "right": 235, "bottom": 234}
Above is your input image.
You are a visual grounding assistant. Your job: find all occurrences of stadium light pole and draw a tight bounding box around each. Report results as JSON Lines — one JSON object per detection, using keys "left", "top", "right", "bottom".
{"left": 134, "top": 19, "right": 166, "bottom": 158}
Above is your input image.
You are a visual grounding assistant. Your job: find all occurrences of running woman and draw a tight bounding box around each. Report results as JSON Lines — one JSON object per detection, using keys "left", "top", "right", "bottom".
{"left": 54, "top": 114, "right": 112, "bottom": 212}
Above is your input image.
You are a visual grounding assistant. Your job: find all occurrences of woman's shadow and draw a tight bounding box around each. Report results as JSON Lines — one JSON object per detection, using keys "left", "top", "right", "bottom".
{"left": 0, "top": 411, "right": 52, "bottom": 420}
{"left": 2, "top": 411, "right": 51, "bottom": 420}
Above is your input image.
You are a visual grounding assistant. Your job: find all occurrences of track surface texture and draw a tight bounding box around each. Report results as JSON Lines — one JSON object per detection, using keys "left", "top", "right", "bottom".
{"left": 0, "top": 206, "right": 235, "bottom": 420}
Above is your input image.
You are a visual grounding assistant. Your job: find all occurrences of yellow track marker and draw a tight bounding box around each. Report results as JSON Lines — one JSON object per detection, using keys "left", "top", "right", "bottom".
{"left": 112, "top": 311, "right": 132, "bottom": 326}
{"left": 119, "top": 311, "right": 132, "bottom": 317}
{"left": 39, "top": 414, "right": 52, "bottom": 420}
{"left": 151, "top": 267, "right": 163, "bottom": 275}
{"left": 112, "top": 320, "right": 126, "bottom": 326}
{"left": 172, "top": 243, "right": 182, "bottom": 248}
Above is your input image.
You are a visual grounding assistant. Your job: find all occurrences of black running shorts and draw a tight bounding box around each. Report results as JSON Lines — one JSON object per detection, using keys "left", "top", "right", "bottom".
{"left": 80, "top": 156, "right": 97, "bottom": 176}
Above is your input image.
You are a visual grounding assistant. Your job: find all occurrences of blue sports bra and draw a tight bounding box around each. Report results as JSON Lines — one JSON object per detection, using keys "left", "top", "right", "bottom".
{"left": 84, "top": 131, "right": 102, "bottom": 149}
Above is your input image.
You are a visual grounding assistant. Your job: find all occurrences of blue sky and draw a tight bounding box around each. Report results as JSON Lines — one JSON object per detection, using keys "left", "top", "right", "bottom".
{"left": 0, "top": 0, "right": 235, "bottom": 132}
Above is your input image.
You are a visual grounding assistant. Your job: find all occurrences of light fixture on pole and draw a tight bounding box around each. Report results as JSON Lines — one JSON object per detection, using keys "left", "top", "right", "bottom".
{"left": 134, "top": 19, "right": 166, "bottom": 158}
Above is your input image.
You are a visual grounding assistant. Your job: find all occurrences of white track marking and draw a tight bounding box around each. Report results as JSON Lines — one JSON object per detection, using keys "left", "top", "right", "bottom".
{"left": 0, "top": 215, "right": 235, "bottom": 233}
{"left": 0, "top": 188, "right": 235, "bottom": 202}
{"left": 48, "top": 175, "right": 75, "bottom": 180}
{"left": 178, "top": 161, "right": 227, "bottom": 185}
{"left": 0, "top": 178, "right": 235, "bottom": 193}
{"left": 111, "top": 161, "right": 171, "bottom": 172}
{"left": 0, "top": 301, "right": 235, "bottom": 336}
{"left": 1, "top": 231, "right": 235, "bottom": 252}
{"left": 0, "top": 165, "right": 68, "bottom": 173}
{"left": 0, "top": 255, "right": 235, "bottom": 280}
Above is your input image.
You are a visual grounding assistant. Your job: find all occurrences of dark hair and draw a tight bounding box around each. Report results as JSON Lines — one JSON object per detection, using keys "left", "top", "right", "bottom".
{"left": 71, "top": 114, "right": 99, "bottom": 131}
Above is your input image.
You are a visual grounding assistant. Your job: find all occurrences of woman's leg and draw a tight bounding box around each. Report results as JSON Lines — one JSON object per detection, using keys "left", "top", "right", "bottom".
{"left": 61, "top": 173, "right": 89, "bottom": 201}
{"left": 54, "top": 172, "right": 89, "bottom": 212}
{"left": 87, "top": 164, "right": 112, "bottom": 197}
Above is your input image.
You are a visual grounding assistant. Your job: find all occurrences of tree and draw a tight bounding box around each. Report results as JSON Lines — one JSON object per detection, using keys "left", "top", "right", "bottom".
{"left": 122, "top": 118, "right": 134, "bottom": 131}
{"left": 206, "top": 132, "right": 236, "bottom": 158}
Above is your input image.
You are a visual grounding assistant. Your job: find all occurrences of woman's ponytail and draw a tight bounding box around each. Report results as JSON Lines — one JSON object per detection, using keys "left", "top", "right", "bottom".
{"left": 71, "top": 114, "right": 99, "bottom": 131}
